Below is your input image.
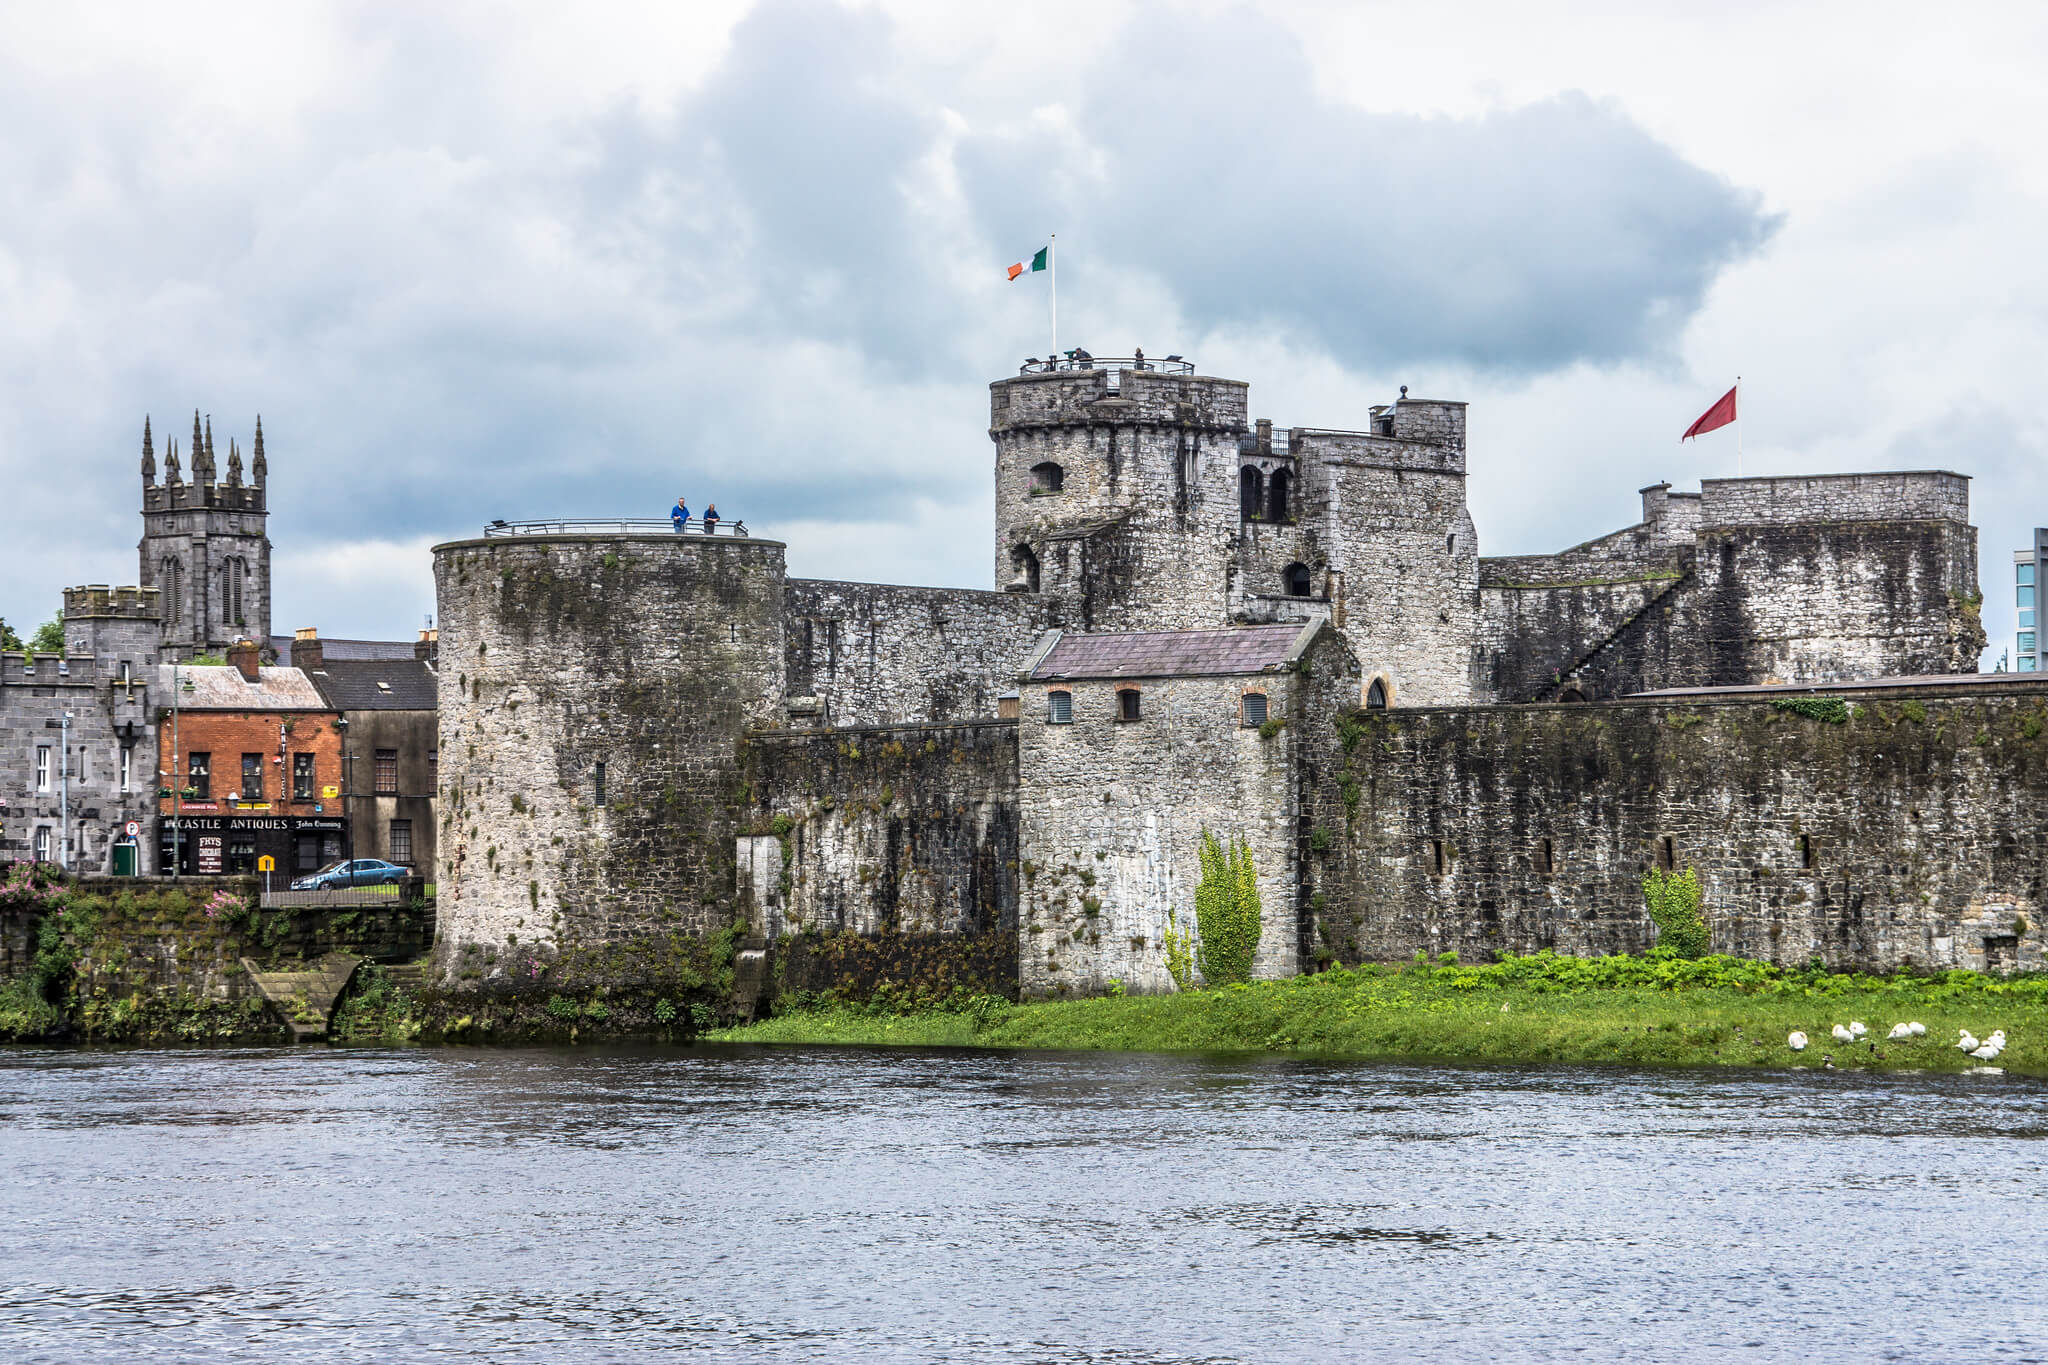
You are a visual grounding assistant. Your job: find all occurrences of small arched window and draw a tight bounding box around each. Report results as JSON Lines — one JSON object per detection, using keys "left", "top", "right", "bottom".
{"left": 1241, "top": 692, "right": 1268, "bottom": 728}
{"left": 1446, "top": 533, "right": 1457, "bottom": 555}
{"left": 1030, "top": 462, "right": 1064, "bottom": 494}
{"left": 1284, "top": 563, "right": 1313, "bottom": 598}
{"left": 1009, "top": 544, "right": 1040, "bottom": 594}
{"left": 1365, "top": 678, "right": 1389, "bottom": 711}
{"left": 1268, "top": 468, "right": 1290, "bottom": 523}
{"left": 1557, "top": 686, "right": 1588, "bottom": 704}
{"left": 1047, "top": 690, "right": 1073, "bottom": 724}
{"left": 1240, "top": 466, "right": 1265, "bottom": 520}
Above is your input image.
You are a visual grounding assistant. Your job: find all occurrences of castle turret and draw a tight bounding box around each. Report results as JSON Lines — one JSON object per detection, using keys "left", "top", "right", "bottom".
{"left": 991, "top": 356, "right": 1248, "bottom": 633}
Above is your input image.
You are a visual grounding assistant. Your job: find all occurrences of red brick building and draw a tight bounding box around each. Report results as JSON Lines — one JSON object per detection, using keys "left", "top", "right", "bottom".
{"left": 155, "top": 640, "right": 345, "bottom": 876}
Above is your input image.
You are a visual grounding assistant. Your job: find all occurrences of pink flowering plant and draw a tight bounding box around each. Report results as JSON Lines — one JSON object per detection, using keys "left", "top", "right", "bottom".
{"left": 0, "top": 860, "right": 67, "bottom": 912}
{"left": 202, "top": 888, "right": 248, "bottom": 920}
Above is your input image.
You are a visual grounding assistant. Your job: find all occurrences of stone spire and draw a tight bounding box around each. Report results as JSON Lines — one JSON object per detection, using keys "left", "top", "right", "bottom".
{"left": 201, "top": 414, "right": 216, "bottom": 482}
{"left": 141, "top": 415, "right": 155, "bottom": 482}
{"left": 252, "top": 415, "right": 266, "bottom": 486}
{"left": 227, "top": 437, "right": 243, "bottom": 486}
{"left": 165, "top": 436, "right": 182, "bottom": 484}
{"left": 190, "top": 411, "right": 204, "bottom": 481}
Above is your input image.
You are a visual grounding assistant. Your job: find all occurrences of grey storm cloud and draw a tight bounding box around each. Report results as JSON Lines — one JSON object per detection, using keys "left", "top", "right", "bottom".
{"left": 0, "top": 0, "right": 1778, "bottom": 638}
{"left": 953, "top": 10, "right": 1779, "bottom": 374}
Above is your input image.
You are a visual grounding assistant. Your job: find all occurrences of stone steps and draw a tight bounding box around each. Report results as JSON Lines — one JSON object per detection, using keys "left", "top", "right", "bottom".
{"left": 240, "top": 951, "right": 361, "bottom": 1041}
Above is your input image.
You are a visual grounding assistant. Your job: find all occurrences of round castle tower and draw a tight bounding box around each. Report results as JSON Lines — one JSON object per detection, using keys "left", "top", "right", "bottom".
{"left": 991, "top": 359, "right": 1249, "bottom": 633}
{"left": 431, "top": 527, "right": 787, "bottom": 980}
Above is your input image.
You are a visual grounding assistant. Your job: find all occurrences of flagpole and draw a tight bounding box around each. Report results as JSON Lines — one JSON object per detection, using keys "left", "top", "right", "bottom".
{"left": 1049, "top": 233, "right": 1057, "bottom": 358}
{"left": 1736, "top": 375, "right": 1742, "bottom": 477}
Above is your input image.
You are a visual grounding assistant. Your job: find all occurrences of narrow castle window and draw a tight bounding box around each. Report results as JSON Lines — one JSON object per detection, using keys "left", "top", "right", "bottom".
{"left": 1240, "top": 466, "right": 1264, "bottom": 520}
{"left": 1537, "top": 838, "right": 1555, "bottom": 875}
{"left": 1799, "top": 833, "right": 1814, "bottom": 869}
{"left": 1030, "top": 462, "right": 1065, "bottom": 494}
{"left": 1657, "top": 836, "right": 1676, "bottom": 872}
{"left": 1047, "top": 690, "right": 1073, "bottom": 724}
{"left": 1241, "top": 692, "right": 1268, "bottom": 728}
{"left": 1009, "top": 544, "right": 1040, "bottom": 594}
{"left": 593, "top": 761, "right": 607, "bottom": 807}
{"left": 1284, "top": 563, "right": 1313, "bottom": 598}
{"left": 1118, "top": 687, "right": 1142, "bottom": 722}
{"left": 1268, "top": 469, "right": 1290, "bottom": 522}
{"left": 1430, "top": 838, "right": 1447, "bottom": 876}
{"left": 1365, "top": 678, "right": 1389, "bottom": 711}
{"left": 1446, "top": 533, "right": 1457, "bottom": 555}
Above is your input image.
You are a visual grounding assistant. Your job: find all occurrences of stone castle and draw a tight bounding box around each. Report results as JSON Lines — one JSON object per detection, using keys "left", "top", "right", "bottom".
{"left": 432, "top": 356, "right": 2040, "bottom": 999}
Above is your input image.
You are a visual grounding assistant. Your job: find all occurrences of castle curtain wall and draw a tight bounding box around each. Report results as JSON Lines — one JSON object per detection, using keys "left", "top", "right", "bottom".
{"left": 1315, "top": 682, "right": 2048, "bottom": 973}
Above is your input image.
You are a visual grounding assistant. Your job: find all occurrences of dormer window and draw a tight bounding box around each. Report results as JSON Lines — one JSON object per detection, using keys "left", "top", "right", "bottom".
{"left": 1030, "top": 462, "right": 1065, "bottom": 494}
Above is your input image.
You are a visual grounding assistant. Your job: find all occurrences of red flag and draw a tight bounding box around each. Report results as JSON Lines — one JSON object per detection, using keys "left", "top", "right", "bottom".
{"left": 1682, "top": 384, "right": 1738, "bottom": 441}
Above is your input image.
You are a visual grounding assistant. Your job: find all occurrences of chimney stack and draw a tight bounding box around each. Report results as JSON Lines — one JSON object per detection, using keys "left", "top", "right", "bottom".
{"left": 414, "top": 627, "right": 439, "bottom": 662}
{"left": 291, "top": 626, "right": 324, "bottom": 672}
{"left": 228, "top": 637, "right": 261, "bottom": 682}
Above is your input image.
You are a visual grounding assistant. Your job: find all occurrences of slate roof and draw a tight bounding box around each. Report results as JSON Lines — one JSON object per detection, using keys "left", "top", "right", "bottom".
{"left": 306, "top": 658, "right": 439, "bottom": 710}
{"left": 1029, "top": 623, "right": 1314, "bottom": 681}
{"left": 155, "top": 665, "right": 332, "bottom": 711}
{"left": 269, "top": 635, "right": 421, "bottom": 662}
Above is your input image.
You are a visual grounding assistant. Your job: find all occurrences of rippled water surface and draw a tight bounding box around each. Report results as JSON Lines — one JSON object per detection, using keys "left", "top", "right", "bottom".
{"left": 2, "top": 1044, "right": 2046, "bottom": 1362}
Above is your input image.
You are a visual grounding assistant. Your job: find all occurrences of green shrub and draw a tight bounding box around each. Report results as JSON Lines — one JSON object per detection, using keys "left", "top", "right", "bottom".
{"left": 1162, "top": 907, "right": 1197, "bottom": 992}
{"left": 1643, "top": 866, "right": 1709, "bottom": 959}
{"left": 1194, "top": 830, "right": 1263, "bottom": 986}
{"left": 1771, "top": 696, "right": 1849, "bottom": 725}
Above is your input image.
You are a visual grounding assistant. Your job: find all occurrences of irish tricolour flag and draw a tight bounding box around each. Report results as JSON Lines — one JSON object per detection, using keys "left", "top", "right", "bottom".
{"left": 1007, "top": 247, "right": 1048, "bottom": 281}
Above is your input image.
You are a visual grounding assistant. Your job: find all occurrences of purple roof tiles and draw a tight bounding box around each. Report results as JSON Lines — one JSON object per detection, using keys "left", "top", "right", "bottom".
{"left": 1030, "top": 624, "right": 1311, "bottom": 680}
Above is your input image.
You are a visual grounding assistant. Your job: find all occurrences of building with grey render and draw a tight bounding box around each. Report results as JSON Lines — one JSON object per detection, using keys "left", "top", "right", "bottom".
{"left": 434, "top": 355, "right": 2024, "bottom": 996}
{"left": 2014, "top": 529, "right": 2046, "bottom": 672}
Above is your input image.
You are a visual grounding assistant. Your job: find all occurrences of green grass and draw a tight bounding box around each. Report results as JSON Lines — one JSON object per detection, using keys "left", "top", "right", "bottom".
{"left": 709, "top": 952, "right": 2048, "bottom": 1073}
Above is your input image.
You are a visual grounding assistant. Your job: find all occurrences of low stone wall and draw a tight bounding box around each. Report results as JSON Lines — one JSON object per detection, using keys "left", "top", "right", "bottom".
{"left": 1309, "top": 682, "right": 2048, "bottom": 973}
{"left": 740, "top": 719, "right": 1019, "bottom": 999}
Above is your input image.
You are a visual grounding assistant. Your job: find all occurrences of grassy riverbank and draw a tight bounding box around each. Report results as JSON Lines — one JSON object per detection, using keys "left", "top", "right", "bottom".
{"left": 710, "top": 951, "right": 2048, "bottom": 1073}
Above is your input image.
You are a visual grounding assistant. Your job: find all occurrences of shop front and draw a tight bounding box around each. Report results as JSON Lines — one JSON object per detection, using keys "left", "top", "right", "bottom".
{"left": 157, "top": 815, "right": 347, "bottom": 877}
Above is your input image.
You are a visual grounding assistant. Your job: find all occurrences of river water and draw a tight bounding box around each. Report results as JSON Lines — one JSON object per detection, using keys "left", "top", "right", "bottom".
{"left": 1, "top": 1045, "right": 2044, "bottom": 1363}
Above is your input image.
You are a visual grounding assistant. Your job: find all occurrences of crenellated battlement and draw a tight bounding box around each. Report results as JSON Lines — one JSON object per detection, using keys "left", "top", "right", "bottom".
{"left": 990, "top": 364, "right": 1249, "bottom": 433}
{"left": 64, "top": 585, "right": 161, "bottom": 620}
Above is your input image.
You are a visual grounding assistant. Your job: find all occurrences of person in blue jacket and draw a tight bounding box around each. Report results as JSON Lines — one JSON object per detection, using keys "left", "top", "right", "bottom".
{"left": 671, "top": 495, "right": 689, "bottom": 532}
{"left": 702, "top": 502, "right": 720, "bottom": 534}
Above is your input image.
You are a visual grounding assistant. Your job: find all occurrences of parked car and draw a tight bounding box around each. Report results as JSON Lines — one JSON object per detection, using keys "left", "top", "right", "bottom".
{"left": 291, "top": 858, "right": 411, "bottom": 890}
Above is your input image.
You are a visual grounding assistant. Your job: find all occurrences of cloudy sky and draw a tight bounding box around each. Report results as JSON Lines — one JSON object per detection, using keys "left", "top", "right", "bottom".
{"left": 3, "top": 1, "right": 2045, "bottom": 664}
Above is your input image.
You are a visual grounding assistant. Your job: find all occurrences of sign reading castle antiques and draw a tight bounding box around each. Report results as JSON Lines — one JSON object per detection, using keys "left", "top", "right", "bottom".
{"left": 156, "top": 813, "right": 346, "bottom": 877}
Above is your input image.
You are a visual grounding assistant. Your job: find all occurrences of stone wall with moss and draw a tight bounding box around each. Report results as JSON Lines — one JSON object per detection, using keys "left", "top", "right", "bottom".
{"left": 1311, "top": 680, "right": 2048, "bottom": 972}
{"left": 740, "top": 719, "right": 1019, "bottom": 1001}
{"left": 431, "top": 533, "right": 787, "bottom": 983}
{"left": 0, "top": 877, "right": 432, "bottom": 1042}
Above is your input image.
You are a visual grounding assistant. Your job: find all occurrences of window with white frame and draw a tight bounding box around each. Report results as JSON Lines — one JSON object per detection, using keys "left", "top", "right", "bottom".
{"left": 35, "top": 746, "right": 50, "bottom": 792}
{"left": 120, "top": 746, "right": 132, "bottom": 793}
{"left": 34, "top": 827, "right": 51, "bottom": 862}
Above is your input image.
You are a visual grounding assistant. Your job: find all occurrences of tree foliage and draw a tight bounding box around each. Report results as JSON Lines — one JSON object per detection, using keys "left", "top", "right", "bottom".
{"left": 28, "top": 613, "right": 64, "bottom": 654}
{"left": 1643, "top": 866, "right": 1709, "bottom": 959}
{"left": 1193, "top": 830, "right": 1263, "bottom": 986}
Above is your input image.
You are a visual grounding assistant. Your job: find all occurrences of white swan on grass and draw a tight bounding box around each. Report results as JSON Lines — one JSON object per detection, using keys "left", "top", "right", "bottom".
{"left": 1831, "top": 1024, "right": 1855, "bottom": 1043}
{"left": 1888, "top": 1022, "right": 1914, "bottom": 1040}
{"left": 1848, "top": 1021, "right": 1868, "bottom": 1039}
{"left": 1787, "top": 1031, "right": 1809, "bottom": 1051}
{"left": 1958, "top": 1030, "right": 1981, "bottom": 1053}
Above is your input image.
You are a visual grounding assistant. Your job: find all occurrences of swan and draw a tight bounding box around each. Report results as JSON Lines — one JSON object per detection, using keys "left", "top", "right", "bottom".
{"left": 1848, "top": 1021, "right": 1868, "bottom": 1039}
{"left": 1831, "top": 1024, "right": 1855, "bottom": 1043}
{"left": 1958, "top": 1030, "right": 1981, "bottom": 1053}
{"left": 1787, "top": 1031, "right": 1808, "bottom": 1051}
{"left": 1909, "top": 1022, "right": 1927, "bottom": 1036}
{"left": 1972, "top": 1042, "right": 2003, "bottom": 1061}
{"left": 1887, "top": 1022, "right": 1914, "bottom": 1040}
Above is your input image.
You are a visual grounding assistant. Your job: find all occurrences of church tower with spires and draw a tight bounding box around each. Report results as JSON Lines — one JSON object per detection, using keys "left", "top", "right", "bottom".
{"left": 137, "top": 410, "right": 273, "bottom": 660}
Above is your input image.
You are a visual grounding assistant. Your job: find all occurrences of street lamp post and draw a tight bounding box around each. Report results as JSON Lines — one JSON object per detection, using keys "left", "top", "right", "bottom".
{"left": 59, "top": 710, "right": 71, "bottom": 872}
{"left": 337, "top": 715, "right": 354, "bottom": 888}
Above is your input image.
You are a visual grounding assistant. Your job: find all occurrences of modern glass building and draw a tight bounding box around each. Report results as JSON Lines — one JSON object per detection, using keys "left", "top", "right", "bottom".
{"left": 2016, "top": 529, "right": 2047, "bottom": 671}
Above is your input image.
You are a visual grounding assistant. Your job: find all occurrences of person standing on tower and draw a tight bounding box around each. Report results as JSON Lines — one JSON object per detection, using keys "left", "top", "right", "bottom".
{"left": 702, "top": 503, "right": 720, "bottom": 535}
{"left": 671, "top": 495, "right": 689, "bottom": 533}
